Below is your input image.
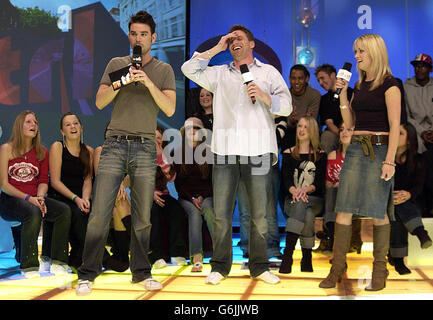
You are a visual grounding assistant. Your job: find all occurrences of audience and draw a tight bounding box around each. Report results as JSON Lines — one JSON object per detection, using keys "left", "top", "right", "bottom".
{"left": 279, "top": 116, "right": 326, "bottom": 274}
{"left": 149, "top": 126, "right": 188, "bottom": 269}
{"left": 389, "top": 123, "right": 432, "bottom": 275}
{"left": 174, "top": 117, "right": 214, "bottom": 272}
{"left": 0, "top": 111, "right": 71, "bottom": 278}
{"left": 45, "top": 112, "right": 93, "bottom": 271}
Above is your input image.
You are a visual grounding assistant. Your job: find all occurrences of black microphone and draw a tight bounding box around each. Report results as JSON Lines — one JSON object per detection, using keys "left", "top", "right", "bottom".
{"left": 240, "top": 64, "right": 256, "bottom": 104}
{"left": 132, "top": 45, "right": 142, "bottom": 68}
{"left": 132, "top": 45, "right": 142, "bottom": 86}
{"left": 334, "top": 62, "right": 352, "bottom": 99}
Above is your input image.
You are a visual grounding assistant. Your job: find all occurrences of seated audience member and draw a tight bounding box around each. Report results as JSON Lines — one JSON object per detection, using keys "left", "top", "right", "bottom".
{"left": 0, "top": 111, "right": 71, "bottom": 278}
{"left": 279, "top": 116, "right": 326, "bottom": 274}
{"left": 389, "top": 123, "right": 432, "bottom": 275}
{"left": 403, "top": 53, "right": 433, "bottom": 215}
{"left": 174, "top": 117, "right": 214, "bottom": 273}
{"left": 403, "top": 53, "right": 433, "bottom": 153}
{"left": 315, "top": 121, "right": 362, "bottom": 255}
{"left": 150, "top": 126, "right": 188, "bottom": 269}
{"left": 193, "top": 87, "right": 214, "bottom": 131}
{"left": 280, "top": 64, "right": 321, "bottom": 151}
{"left": 45, "top": 112, "right": 93, "bottom": 271}
{"left": 315, "top": 64, "right": 353, "bottom": 154}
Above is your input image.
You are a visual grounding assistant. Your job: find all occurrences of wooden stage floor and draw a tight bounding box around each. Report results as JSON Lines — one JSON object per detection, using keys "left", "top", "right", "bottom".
{"left": 1, "top": 237, "right": 433, "bottom": 302}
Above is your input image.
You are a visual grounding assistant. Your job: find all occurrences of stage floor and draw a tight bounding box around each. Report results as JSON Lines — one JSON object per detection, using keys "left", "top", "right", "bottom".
{"left": 1, "top": 235, "right": 433, "bottom": 301}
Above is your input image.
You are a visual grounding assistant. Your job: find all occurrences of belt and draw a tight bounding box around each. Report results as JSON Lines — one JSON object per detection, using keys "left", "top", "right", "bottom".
{"left": 351, "top": 135, "right": 388, "bottom": 160}
{"left": 112, "top": 135, "right": 145, "bottom": 142}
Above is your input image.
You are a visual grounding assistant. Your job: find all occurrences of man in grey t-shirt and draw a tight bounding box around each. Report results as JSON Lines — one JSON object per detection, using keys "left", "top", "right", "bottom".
{"left": 76, "top": 10, "right": 176, "bottom": 296}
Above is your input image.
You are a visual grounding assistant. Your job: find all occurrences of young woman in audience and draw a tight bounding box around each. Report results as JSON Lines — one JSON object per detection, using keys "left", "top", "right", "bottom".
{"left": 279, "top": 116, "right": 326, "bottom": 274}
{"left": 0, "top": 110, "right": 71, "bottom": 278}
{"left": 174, "top": 117, "right": 214, "bottom": 272}
{"left": 194, "top": 87, "right": 214, "bottom": 131}
{"left": 316, "top": 121, "right": 363, "bottom": 255}
{"left": 389, "top": 123, "right": 432, "bottom": 274}
{"left": 149, "top": 126, "right": 188, "bottom": 269}
{"left": 46, "top": 112, "right": 93, "bottom": 271}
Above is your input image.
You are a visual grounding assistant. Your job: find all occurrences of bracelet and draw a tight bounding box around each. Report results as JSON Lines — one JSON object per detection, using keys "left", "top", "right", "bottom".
{"left": 71, "top": 194, "right": 78, "bottom": 201}
{"left": 382, "top": 161, "right": 396, "bottom": 167}
{"left": 339, "top": 105, "right": 348, "bottom": 110}
{"left": 207, "top": 50, "right": 211, "bottom": 60}
{"left": 25, "top": 194, "right": 30, "bottom": 201}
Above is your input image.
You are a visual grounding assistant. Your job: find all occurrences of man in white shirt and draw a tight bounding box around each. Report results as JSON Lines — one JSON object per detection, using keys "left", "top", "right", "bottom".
{"left": 181, "top": 24, "right": 292, "bottom": 285}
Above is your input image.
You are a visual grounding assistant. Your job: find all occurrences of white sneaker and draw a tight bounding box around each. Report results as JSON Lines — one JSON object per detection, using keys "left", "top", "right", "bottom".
{"left": 153, "top": 259, "right": 167, "bottom": 269}
{"left": 39, "top": 257, "right": 51, "bottom": 273}
{"left": 255, "top": 271, "right": 280, "bottom": 284}
{"left": 50, "top": 264, "right": 70, "bottom": 275}
{"left": 171, "top": 256, "right": 187, "bottom": 266}
{"left": 205, "top": 272, "right": 225, "bottom": 285}
{"left": 76, "top": 279, "right": 92, "bottom": 296}
{"left": 22, "top": 271, "right": 40, "bottom": 279}
{"left": 139, "top": 277, "right": 162, "bottom": 291}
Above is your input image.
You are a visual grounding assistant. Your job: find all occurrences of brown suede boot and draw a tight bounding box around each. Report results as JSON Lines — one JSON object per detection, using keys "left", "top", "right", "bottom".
{"left": 319, "top": 223, "right": 352, "bottom": 288}
{"left": 365, "top": 224, "right": 390, "bottom": 291}
{"left": 349, "top": 218, "right": 363, "bottom": 254}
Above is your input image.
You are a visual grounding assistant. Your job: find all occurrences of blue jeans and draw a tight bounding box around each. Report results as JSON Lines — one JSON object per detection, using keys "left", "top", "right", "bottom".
{"left": 211, "top": 154, "right": 272, "bottom": 278}
{"left": 284, "top": 195, "right": 324, "bottom": 249}
{"left": 77, "top": 137, "right": 156, "bottom": 282}
{"left": 0, "top": 193, "right": 71, "bottom": 271}
{"left": 237, "top": 164, "right": 281, "bottom": 258}
{"left": 390, "top": 201, "right": 424, "bottom": 258}
{"left": 179, "top": 197, "right": 214, "bottom": 260}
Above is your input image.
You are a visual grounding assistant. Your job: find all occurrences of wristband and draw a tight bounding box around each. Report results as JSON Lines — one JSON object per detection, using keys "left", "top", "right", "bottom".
{"left": 71, "top": 194, "right": 78, "bottom": 201}
{"left": 25, "top": 194, "right": 30, "bottom": 201}
{"left": 382, "top": 161, "right": 396, "bottom": 167}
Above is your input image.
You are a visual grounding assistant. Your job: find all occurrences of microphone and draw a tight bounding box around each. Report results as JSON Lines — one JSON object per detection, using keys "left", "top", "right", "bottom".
{"left": 334, "top": 62, "right": 352, "bottom": 99}
{"left": 132, "top": 45, "right": 142, "bottom": 69}
{"left": 132, "top": 45, "right": 142, "bottom": 86}
{"left": 240, "top": 64, "right": 256, "bottom": 104}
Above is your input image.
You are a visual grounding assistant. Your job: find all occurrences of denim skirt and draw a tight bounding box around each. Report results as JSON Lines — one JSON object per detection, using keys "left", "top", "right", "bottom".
{"left": 334, "top": 142, "right": 394, "bottom": 220}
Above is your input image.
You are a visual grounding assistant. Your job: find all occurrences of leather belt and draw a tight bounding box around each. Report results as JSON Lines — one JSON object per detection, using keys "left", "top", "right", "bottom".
{"left": 351, "top": 135, "right": 389, "bottom": 160}
{"left": 112, "top": 135, "right": 145, "bottom": 142}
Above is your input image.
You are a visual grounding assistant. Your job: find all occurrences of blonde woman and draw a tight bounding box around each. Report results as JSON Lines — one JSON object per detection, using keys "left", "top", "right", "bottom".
{"left": 0, "top": 110, "right": 71, "bottom": 278}
{"left": 319, "top": 34, "right": 401, "bottom": 291}
{"left": 279, "top": 116, "right": 326, "bottom": 274}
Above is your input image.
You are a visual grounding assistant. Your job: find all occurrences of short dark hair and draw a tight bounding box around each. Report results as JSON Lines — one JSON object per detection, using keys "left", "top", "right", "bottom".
{"left": 228, "top": 24, "right": 254, "bottom": 41}
{"left": 290, "top": 64, "right": 310, "bottom": 79}
{"left": 314, "top": 63, "right": 336, "bottom": 77}
{"left": 129, "top": 11, "right": 156, "bottom": 34}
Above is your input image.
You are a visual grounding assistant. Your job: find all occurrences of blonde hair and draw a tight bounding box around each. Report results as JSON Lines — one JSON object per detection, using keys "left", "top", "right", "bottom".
{"left": 353, "top": 34, "right": 392, "bottom": 91}
{"left": 9, "top": 110, "right": 45, "bottom": 161}
{"left": 292, "top": 116, "right": 321, "bottom": 162}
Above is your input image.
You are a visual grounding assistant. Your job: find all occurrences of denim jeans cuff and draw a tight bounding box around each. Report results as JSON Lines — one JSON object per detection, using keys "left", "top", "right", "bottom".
{"left": 389, "top": 246, "right": 408, "bottom": 258}
{"left": 300, "top": 236, "right": 315, "bottom": 249}
{"left": 131, "top": 273, "right": 152, "bottom": 283}
{"left": 285, "top": 217, "right": 304, "bottom": 234}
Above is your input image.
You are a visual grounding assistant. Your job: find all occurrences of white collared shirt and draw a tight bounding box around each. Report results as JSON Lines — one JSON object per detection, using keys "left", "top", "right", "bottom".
{"left": 181, "top": 53, "right": 292, "bottom": 164}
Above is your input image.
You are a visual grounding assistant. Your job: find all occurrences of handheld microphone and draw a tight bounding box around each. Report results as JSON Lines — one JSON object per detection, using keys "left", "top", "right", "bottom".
{"left": 132, "top": 45, "right": 142, "bottom": 86}
{"left": 240, "top": 64, "right": 256, "bottom": 104}
{"left": 334, "top": 62, "right": 352, "bottom": 99}
{"left": 132, "top": 45, "right": 142, "bottom": 68}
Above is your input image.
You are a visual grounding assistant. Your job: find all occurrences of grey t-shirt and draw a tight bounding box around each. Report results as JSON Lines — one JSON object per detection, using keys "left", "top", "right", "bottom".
{"left": 100, "top": 55, "right": 176, "bottom": 141}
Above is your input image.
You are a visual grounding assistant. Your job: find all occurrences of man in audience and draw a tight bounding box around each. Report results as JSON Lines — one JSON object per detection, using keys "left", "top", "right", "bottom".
{"left": 280, "top": 64, "right": 320, "bottom": 150}
{"left": 315, "top": 64, "right": 354, "bottom": 154}
{"left": 404, "top": 53, "right": 433, "bottom": 153}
